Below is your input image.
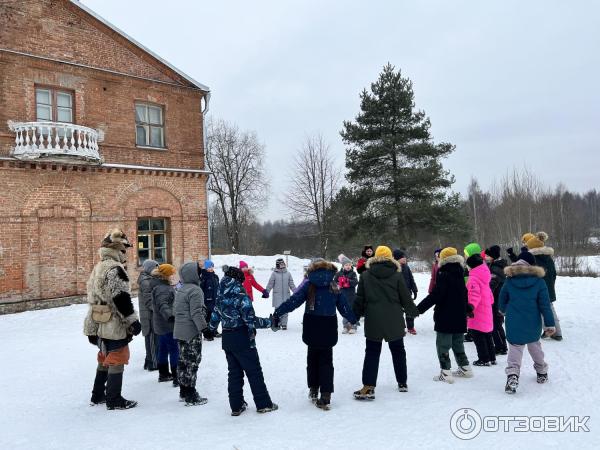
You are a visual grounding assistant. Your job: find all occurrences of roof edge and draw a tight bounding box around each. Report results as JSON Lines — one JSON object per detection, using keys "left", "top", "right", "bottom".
{"left": 70, "top": 0, "right": 210, "bottom": 93}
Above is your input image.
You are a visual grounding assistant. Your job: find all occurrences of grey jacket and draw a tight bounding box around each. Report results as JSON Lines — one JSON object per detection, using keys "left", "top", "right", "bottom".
{"left": 137, "top": 270, "right": 160, "bottom": 336}
{"left": 266, "top": 268, "right": 296, "bottom": 308}
{"left": 173, "top": 261, "right": 207, "bottom": 342}
{"left": 151, "top": 271, "right": 175, "bottom": 336}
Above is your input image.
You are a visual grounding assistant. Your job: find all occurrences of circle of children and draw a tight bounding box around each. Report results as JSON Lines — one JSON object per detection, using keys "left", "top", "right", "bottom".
{"left": 84, "top": 228, "right": 560, "bottom": 413}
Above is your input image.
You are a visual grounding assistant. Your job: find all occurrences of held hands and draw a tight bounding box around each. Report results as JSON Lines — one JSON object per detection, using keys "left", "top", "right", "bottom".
{"left": 262, "top": 289, "right": 270, "bottom": 299}
{"left": 543, "top": 327, "right": 556, "bottom": 337}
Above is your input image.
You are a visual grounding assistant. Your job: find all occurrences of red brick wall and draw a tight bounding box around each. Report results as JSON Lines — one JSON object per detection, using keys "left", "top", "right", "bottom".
{"left": 0, "top": 160, "right": 209, "bottom": 304}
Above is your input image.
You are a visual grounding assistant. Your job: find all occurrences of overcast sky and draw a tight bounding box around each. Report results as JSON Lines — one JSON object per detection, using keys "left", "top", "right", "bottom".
{"left": 83, "top": 0, "right": 600, "bottom": 220}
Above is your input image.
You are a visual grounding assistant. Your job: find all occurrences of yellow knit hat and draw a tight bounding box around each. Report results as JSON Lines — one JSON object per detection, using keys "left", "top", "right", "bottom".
{"left": 521, "top": 232, "right": 535, "bottom": 244}
{"left": 157, "top": 263, "right": 176, "bottom": 277}
{"left": 526, "top": 231, "right": 548, "bottom": 250}
{"left": 439, "top": 247, "right": 458, "bottom": 261}
{"left": 374, "top": 245, "right": 393, "bottom": 259}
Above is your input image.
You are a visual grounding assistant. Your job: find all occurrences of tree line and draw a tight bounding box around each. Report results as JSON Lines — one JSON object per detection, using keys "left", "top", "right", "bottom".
{"left": 206, "top": 64, "right": 599, "bottom": 260}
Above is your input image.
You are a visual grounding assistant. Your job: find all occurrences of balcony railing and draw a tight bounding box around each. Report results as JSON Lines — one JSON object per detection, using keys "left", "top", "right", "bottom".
{"left": 8, "top": 121, "right": 102, "bottom": 163}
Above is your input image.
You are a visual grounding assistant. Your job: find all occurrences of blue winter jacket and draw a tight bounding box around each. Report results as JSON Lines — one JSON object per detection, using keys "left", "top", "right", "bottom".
{"left": 499, "top": 263, "right": 555, "bottom": 345}
{"left": 208, "top": 276, "right": 271, "bottom": 347}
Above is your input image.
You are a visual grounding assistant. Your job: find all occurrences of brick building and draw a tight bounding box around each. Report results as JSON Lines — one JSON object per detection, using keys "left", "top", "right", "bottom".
{"left": 0, "top": 0, "right": 211, "bottom": 313}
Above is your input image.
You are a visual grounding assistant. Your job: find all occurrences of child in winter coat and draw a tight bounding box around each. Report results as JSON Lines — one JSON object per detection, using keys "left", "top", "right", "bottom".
{"left": 200, "top": 260, "right": 220, "bottom": 340}
{"left": 266, "top": 258, "right": 296, "bottom": 330}
{"left": 466, "top": 252, "right": 496, "bottom": 366}
{"left": 485, "top": 245, "right": 508, "bottom": 355}
{"left": 240, "top": 261, "right": 269, "bottom": 301}
{"left": 356, "top": 245, "right": 374, "bottom": 275}
{"left": 393, "top": 249, "right": 418, "bottom": 335}
{"left": 173, "top": 261, "right": 208, "bottom": 406}
{"left": 207, "top": 266, "right": 278, "bottom": 415}
{"left": 274, "top": 259, "right": 357, "bottom": 410}
{"left": 151, "top": 264, "right": 180, "bottom": 386}
{"left": 525, "top": 232, "right": 562, "bottom": 340}
{"left": 417, "top": 247, "right": 472, "bottom": 384}
{"left": 462, "top": 242, "right": 483, "bottom": 344}
{"left": 334, "top": 254, "right": 359, "bottom": 334}
{"left": 499, "top": 251, "right": 556, "bottom": 394}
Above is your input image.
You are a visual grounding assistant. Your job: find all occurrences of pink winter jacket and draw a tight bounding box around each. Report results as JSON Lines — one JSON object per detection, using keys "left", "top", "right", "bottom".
{"left": 466, "top": 263, "right": 494, "bottom": 332}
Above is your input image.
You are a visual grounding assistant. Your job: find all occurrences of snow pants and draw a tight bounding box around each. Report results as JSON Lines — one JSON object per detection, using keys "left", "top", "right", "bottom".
{"left": 307, "top": 346, "right": 334, "bottom": 393}
{"left": 436, "top": 332, "right": 469, "bottom": 370}
{"left": 362, "top": 338, "right": 407, "bottom": 386}
{"left": 177, "top": 335, "right": 202, "bottom": 388}
{"left": 470, "top": 329, "right": 496, "bottom": 363}
{"left": 506, "top": 341, "right": 548, "bottom": 376}
{"left": 158, "top": 332, "right": 179, "bottom": 368}
{"left": 542, "top": 303, "right": 562, "bottom": 337}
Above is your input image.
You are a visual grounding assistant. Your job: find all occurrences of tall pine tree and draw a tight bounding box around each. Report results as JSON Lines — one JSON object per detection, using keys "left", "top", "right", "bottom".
{"left": 341, "top": 63, "right": 463, "bottom": 242}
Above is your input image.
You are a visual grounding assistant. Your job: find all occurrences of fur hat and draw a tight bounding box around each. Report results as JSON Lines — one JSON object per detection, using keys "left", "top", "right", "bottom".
{"left": 338, "top": 254, "right": 352, "bottom": 266}
{"left": 101, "top": 228, "right": 132, "bottom": 251}
{"left": 485, "top": 245, "right": 501, "bottom": 260}
{"left": 157, "top": 264, "right": 176, "bottom": 277}
{"left": 204, "top": 260, "right": 214, "bottom": 269}
{"left": 515, "top": 251, "right": 536, "bottom": 266}
{"left": 275, "top": 258, "right": 286, "bottom": 269}
{"left": 374, "top": 245, "right": 393, "bottom": 260}
{"left": 440, "top": 247, "right": 458, "bottom": 261}
{"left": 142, "top": 259, "right": 159, "bottom": 274}
{"left": 226, "top": 266, "right": 246, "bottom": 283}
{"left": 526, "top": 231, "right": 548, "bottom": 250}
{"left": 521, "top": 232, "right": 535, "bottom": 244}
{"left": 392, "top": 248, "right": 406, "bottom": 260}
{"left": 239, "top": 261, "right": 249, "bottom": 269}
{"left": 463, "top": 242, "right": 482, "bottom": 258}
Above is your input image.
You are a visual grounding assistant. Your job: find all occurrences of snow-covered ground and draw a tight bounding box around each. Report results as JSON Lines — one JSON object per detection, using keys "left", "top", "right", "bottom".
{"left": 0, "top": 255, "right": 598, "bottom": 449}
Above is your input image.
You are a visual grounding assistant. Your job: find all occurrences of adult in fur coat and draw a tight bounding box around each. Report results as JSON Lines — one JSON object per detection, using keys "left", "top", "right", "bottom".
{"left": 83, "top": 229, "right": 142, "bottom": 410}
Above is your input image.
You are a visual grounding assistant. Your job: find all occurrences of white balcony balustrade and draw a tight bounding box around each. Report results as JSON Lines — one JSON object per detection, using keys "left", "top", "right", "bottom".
{"left": 8, "top": 121, "right": 102, "bottom": 163}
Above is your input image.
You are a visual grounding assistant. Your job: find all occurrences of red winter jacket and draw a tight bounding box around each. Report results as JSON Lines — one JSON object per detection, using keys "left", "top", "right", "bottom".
{"left": 242, "top": 270, "right": 265, "bottom": 301}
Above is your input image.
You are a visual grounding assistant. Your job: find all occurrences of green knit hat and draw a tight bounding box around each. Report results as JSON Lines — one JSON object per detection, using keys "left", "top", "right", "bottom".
{"left": 463, "top": 242, "right": 482, "bottom": 258}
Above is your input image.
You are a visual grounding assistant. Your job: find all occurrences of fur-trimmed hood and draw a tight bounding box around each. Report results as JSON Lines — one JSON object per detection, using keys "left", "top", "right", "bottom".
{"left": 439, "top": 254, "right": 465, "bottom": 268}
{"left": 365, "top": 256, "right": 402, "bottom": 272}
{"left": 504, "top": 264, "right": 545, "bottom": 278}
{"left": 307, "top": 259, "right": 338, "bottom": 274}
{"left": 528, "top": 246, "right": 554, "bottom": 257}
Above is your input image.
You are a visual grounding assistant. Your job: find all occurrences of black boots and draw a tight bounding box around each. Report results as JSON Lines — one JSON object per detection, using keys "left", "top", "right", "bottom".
{"left": 90, "top": 370, "right": 108, "bottom": 405}
{"left": 308, "top": 387, "right": 319, "bottom": 403}
{"left": 171, "top": 365, "right": 179, "bottom": 387}
{"left": 181, "top": 385, "right": 208, "bottom": 406}
{"left": 315, "top": 393, "right": 331, "bottom": 411}
{"left": 106, "top": 372, "right": 138, "bottom": 410}
{"left": 157, "top": 364, "right": 173, "bottom": 383}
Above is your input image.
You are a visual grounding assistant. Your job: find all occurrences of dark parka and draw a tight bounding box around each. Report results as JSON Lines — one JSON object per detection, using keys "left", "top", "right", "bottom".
{"left": 200, "top": 269, "right": 220, "bottom": 303}
{"left": 529, "top": 247, "right": 557, "bottom": 302}
{"left": 137, "top": 266, "right": 161, "bottom": 336}
{"left": 401, "top": 264, "right": 418, "bottom": 296}
{"left": 489, "top": 258, "right": 507, "bottom": 312}
{"left": 416, "top": 255, "right": 469, "bottom": 334}
{"left": 353, "top": 256, "right": 419, "bottom": 342}
{"left": 151, "top": 270, "right": 175, "bottom": 336}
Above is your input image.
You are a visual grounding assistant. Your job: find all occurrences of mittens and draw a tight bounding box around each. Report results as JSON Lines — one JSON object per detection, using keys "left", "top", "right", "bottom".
{"left": 262, "top": 289, "right": 270, "bottom": 299}
{"left": 130, "top": 320, "right": 142, "bottom": 336}
{"left": 88, "top": 335, "right": 98, "bottom": 346}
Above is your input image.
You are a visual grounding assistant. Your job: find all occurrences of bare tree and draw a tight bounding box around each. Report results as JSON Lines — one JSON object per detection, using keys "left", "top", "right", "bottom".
{"left": 284, "top": 134, "right": 341, "bottom": 257}
{"left": 205, "top": 119, "right": 268, "bottom": 253}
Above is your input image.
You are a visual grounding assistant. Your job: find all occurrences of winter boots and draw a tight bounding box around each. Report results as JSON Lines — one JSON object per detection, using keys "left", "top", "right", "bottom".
{"left": 452, "top": 365, "right": 474, "bottom": 378}
{"left": 171, "top": 365, "right": 179, "bottom": 388}
{"left": 231, "top": 401, "right": 248, "bottom": 417}
{"left": 433, "top": 369, "right": 454, "bottom": 384}
{"left": 181, "top": 385, "right": 208, "bottom": 406}
{"left": 308, "top": 387, "right": 319, "bottom": 403}
{"left": 537, "top": 373, "right": 548, "bottom": 384}
{"left": 157, "top": 364, "right": 173, "bottom": 383}
{"left": 353, "top": 385, "right": 375, "bottom": 400}
{"left": 473, "top": 360, "right": 491, "bottom": 367}
{"left": 315, "top": 393, "right": 331, "bottom": 411}
{"left": 505, "top": 374, "right": 519, "bottom": 394}
{"left": 105, "top": 372, "right": 137, "bottom": 410}
{"left": 398, "top": 383, "right": 408, "bottom": 392}
{"left": 257, "top": 403, "right": 279, "bottom": 413}
{"left": 90, "top": 369, "right": 108, "bottom": 405}
{"left": 407, "top": 328, "right": 417, "bottom": 335}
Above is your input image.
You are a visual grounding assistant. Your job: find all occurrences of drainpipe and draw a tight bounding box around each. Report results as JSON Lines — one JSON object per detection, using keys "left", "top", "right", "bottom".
{"left": 201, "top": 92, "right": 212, "bottom": 259}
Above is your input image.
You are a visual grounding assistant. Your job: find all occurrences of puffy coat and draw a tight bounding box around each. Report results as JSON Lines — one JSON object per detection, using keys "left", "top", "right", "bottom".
{"left": 200, "top": 269, "right": 220, "bottom": 303}
{"left": 417, "top": 255, "right": 468, "bottom": 334}
{"left": 83, "top": 247, "right": 138, "bottom": 341}
{"left": 137, "top": 269, "right": 161, "bottom": 336}
{"left": 242, "top": 269, "right": 265, "bottom": 301}
{"left": 334, "top": 268, "right": 358, "bottom": 305}
{"left": 489, "top": 258, "right": 507, "bottom": 311}
{"left": 276, "top": 260, "right": 356, "bottom": 348}
{"left": 466, "top": 263, "right": 494, "bottom": 333}
{"left": 499, "top": 263, "right": 555, "bottom": 345}
{"left": 266, "top": 268, "right": 296, "bottom": 308}
{"left": 173, "top": 262, "right": 207, "bottom": 342}
{"left": 151, "top": 271, "right": 175, "bottom": 336}
{"left": 401, "top": 263, "right": 418, "bottom": 296}
{"left": 529, "top": 247, "right": 557, "bottom": 302}
{"left": 353, "top": 256, "right": 419, "bottom": 342}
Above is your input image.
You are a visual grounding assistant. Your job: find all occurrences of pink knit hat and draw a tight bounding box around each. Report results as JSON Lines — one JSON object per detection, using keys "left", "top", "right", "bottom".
{"left": 239, "top": 261, "right": 248, "bottom": 269}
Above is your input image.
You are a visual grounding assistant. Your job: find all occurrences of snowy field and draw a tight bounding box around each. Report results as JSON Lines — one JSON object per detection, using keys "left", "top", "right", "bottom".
{"left": 0, "top": 254, "right": 598, "bottom": 449}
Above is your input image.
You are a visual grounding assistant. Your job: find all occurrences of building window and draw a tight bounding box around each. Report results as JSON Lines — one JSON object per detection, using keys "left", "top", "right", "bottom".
{"left": 137, "top": 218, "right": 169, "bottom": 265}
{"left": 135, "top": 103, "right": 165, "bottom": 148}
{"left": 35, "top": 87, "right": 74, "bottom": 123}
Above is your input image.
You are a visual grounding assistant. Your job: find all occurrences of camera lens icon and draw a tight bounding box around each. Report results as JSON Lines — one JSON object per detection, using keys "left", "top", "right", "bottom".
{"left": 450, "top": 408, "right": 482, "bottom": 440}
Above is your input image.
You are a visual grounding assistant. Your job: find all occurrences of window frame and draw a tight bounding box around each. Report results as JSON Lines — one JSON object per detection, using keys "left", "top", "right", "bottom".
{"left": 34, "top": 85, "right": 76, "bottom": 124}
{"left": 136, "top": 218, "right": 171, "bottom": 266}
{"left": 134, "top": 101, "right": 167, "bottom": 149}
